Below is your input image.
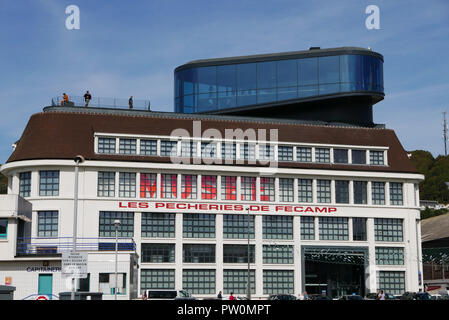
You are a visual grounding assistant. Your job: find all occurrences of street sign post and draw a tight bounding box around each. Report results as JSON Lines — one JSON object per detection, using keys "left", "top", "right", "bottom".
{"left": 61, "top": 252, "right": 88, "bottom": 279}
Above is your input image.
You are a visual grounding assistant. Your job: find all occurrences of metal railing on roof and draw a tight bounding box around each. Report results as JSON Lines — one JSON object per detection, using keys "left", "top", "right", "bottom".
{"left": 51, "top": 95, "right": 151, "bottom": 110}
{"left": 16, "top": 237, "right": 136, "bottom": 256}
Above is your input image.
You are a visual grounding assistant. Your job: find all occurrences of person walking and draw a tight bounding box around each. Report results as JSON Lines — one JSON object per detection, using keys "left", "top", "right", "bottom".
{"left": 302, "top": 291, "right": 308, "bottom": 300}
{"left": 229, "top": 292, "right": 235, "bottom": 300}
{"left": 129, "top": 96, "right": 133, "bottom": 109}
{"left": 378, "top": 290, "right": 386, "bottom": 300}
{"left": 217, "top": 291, "right": 222, "bottom": 300}
{"left": 84, "top": 91, "right": 92, "bottom": 107}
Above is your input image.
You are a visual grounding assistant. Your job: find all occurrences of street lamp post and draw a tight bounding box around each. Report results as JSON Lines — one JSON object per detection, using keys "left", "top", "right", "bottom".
{"left": 246, "top": 207, "right": 251, "bottom": 300}
{"left": 114, "top": 219, "right": 121, "bottom": 301}
{"left": 71, "top": 155, "right": 84, "bottom": 301}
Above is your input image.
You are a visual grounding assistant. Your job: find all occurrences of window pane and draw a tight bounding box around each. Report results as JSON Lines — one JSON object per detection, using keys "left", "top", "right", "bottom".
{"left": 298, "top": 58, "right": 318, "bottom": 86}
{"left": 277, "top": 59, "right": 297, "bottom": 88}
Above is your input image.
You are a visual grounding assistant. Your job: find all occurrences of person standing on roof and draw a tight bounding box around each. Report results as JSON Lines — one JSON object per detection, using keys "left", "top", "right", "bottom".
{"left": 84, "top": 90, "right": 92, "bottom": 107}
{"left": 129, "top": 96, "right": 133, "bottom": 109}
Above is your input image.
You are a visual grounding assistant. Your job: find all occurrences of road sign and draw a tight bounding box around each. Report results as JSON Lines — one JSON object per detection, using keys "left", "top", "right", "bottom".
{"left": 36, "top": 295, "right": 49, "bottom": 300}
{"left": 61, "top": 252, "right": 88, "bottom": 278}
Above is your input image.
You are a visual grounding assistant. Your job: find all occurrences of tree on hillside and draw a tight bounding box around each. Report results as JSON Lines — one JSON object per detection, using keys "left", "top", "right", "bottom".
{"left": 409, "top": 150, "right": 434, "bottom": 174}
{"left": 409, "top": 150, "right": 449, "bottom": 204}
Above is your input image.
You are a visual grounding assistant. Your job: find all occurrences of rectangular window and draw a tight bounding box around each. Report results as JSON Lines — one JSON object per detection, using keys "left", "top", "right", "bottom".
{"left": 140, "top": 139, "right": 157, "bottom": 156}
{"left": 141, "top": 213, "right": 175, "bottom": 238}
{"left": 278, "top": 146, "right": 293, "bottom": 162}
{"left": 97, "top": 172, "right": 115, "bottom": 197}
{"left": 160, "top": 140, "right": 177, "bottom": 157}
{"left": 0, "top": 219, "right": 7, "bottom": 239}
{"left": 241, "top": 176, "right": 256, "bottom": 201}
{"left": 279, "top": 178, "right": 294, "bottom": 202}
{"left": 352, "top": 217, "right": 367, "bottom": 241}
{"left": 315, "top": 148, "right": 330, "bottom": 163}
{"left": 223, "top": 270, "right": 255, "bottom": 294}
{"left": 141, "top": 244, "right": 175, "bottom": 263}
{"left": 99, "top": 211, "right": 134, "bottom": 237}
{"left": 374, "top": 218, "right": 403, "bottom": 242}
{"left": 181, "top": 141, "right": 197, "bottom": 157}
{"left": 181, "top": 175, "right": 197, "bottom": 199}
{"left": 201, "top": 142, "right": 217, "bottom": 158}
{"left": 39, "top": 171, "right": 59, "bottom": 196}
{"left": 183, "top": 213, "right": 215, "bottom": 238}
{"left": 263, "top": 216, "right": 293, "bottom": 240}
{"left": 377, "top": 271, "right": 405, "bottom": 295}
{"left": 354, "top": 181, "right": 367, "bottom": 204}
{"left": 297, "top": 147, "right": 312, "bottom": 162}
{"left": 263, "top": 270, "right": 294, "bottom": 294}
{"left": 221, "top": 142, "right": 236, "bottom": 160}
{"left": 370, "top": 150, "right": 384, "bottom": 165}
{"left": 375, "top": 247, "right": 404, "bottom": 265}
{"left": 99, "top": 273, "right": 126, "bottom": 295}
{"left": 300, "top": 216, "right": 315, "bottom": 240}
{"left": 221, "top": 176, "right": 237, "bottom": 200}
{"left": 372, "top": 182, "right": 385, "bottom": 205}
{"left": 390, "top": 182, "right": 403, "bottom": 205}
{"left": 317, "top": 179, "right": 331, "bottom": 203}
{"left": 183, "top": 269, "right": 215, "bottom": 294}
{"left": 19, "top": 172, "right": 31, "bottom": 197}
{"left": 260, "top": 177, "right": 275, "bottom": 201}
{"left": 119, "top": 138, "right": 136, "bottom": 154}
{"left": 335, "top": 180, "right": 349, "bottom": 204}
{"left": 297, "top": 179, "right": 313, "bottom": 203}
{"left": 37, "top": 211, "right": 58, "bottom": 237}
{"left": 223, "top": 214, "right": 255, "bottom": 239}
{"left": 259, "top": 144, "right": 274, "bottom": 161}
{"left": 161, "top": 174, "right": 177, "bottom": 199}
{"left": 140, "top": 173, "right": 157, "bottom": 198}
{"left": 98, "top": 137, "right": 116, "bottom": 154}
{"left": 119, "top": 172, "right": 136, "bottom": 198}
{"left": 201, "top": 175, "right": 217, "bottom": 200}
{"left": 141, "top": 269, "right": 175, "bottom": 290}
{"left": 319, "top": 217, "right": 349, "bottom": 241}
{"left": 183, "top": 244, "right": 215, "bottom": 263}
{"left": 223, "top": 244, "right": 255, "bottom": 263}
{"left": 263, "top": 245, "right": 294, "bottom": 264}
{"left": 240, "top": 143, "right": 256, "bottom": 161}
{"left": 352, "top": 150, "right": 366, "bottom": 164}
{"left": 334, "top": 149, "right": 348, "bottom": 164}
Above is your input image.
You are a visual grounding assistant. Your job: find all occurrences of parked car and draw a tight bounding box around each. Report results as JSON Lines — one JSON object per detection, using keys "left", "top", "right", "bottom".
{"left": 339, "top": 295, "right": 364, "bottom": 300}
{"left": 365, "top": 292, "right": 396, "bottom": 300}
{"left": 399, "top": 292, "right": 432, "bottom": 300}
{"left": 430, "top": 293, "right": 449, "bottom": 300}
{"left": 307, "top": 294, "right": 332, "bottom": 300}
{"left": 268, "top": 294, "right": 297, "bottom": 300}
{"left": 144, "top": 289, "right": 196, "bottom": 300}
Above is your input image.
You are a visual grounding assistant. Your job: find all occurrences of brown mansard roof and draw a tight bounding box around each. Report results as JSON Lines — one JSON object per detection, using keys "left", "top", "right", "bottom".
{"left": 7, "top": 107, "right": 418, "bottom": 174}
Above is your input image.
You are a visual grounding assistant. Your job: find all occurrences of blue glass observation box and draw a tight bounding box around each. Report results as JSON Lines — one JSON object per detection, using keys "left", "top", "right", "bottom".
{"left": 174, "top": 47, "right": 384, "bottom": 125}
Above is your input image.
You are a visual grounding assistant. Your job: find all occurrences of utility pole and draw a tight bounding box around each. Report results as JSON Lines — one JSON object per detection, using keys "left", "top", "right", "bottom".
{"left": 246, "top": 207, "right": 251, "bottom": 300}
{"left": 71, "top": 155, "right": 84, "bottom": 300}
{"left": 443, "top": 112, "right": 448, "bottom": 156}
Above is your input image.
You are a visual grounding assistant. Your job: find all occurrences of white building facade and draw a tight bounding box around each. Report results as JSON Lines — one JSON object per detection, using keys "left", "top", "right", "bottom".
{"left": 0, "top": 107, "right": 424, "bottom": 299}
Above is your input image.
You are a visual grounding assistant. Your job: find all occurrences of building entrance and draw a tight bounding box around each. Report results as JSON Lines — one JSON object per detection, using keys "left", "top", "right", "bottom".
{"left": 303, "top": 247, "right": 368, "bottom": 298}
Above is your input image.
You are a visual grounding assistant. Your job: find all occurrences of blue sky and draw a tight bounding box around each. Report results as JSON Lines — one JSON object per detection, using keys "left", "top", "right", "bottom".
{"left": 0, "top": 0, "right": 448, "bottom": 163}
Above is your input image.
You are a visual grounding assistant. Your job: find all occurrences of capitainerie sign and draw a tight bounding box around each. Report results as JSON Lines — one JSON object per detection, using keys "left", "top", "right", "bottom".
{"left": 118, "top": 201, "right": 337, "bottom": 213}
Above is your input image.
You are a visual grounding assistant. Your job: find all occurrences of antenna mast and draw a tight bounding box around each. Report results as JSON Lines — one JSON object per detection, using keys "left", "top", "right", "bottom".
{"left": 443, "top": 111, "right": 447, "bottom": 156}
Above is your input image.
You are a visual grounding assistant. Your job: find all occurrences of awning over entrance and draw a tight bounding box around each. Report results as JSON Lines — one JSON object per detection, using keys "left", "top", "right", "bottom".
{"left": 303, "top": 247, "right": 368, "bottom": 265}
